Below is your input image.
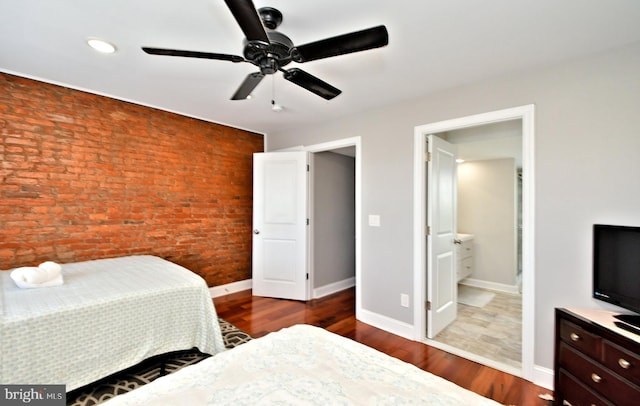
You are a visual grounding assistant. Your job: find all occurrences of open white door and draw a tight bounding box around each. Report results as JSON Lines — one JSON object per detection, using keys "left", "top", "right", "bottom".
{"left": 252, "top": 151, "right": 309, "bottom": 300}
{"left": 426, "top": 135, "right": 457, "bottom": 338}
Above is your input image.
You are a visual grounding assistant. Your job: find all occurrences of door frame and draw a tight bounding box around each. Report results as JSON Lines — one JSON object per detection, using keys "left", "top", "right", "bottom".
{"left": 302, "top": 137, "right": 362, "bottom": 315}
{"left": 412, "top": 105, "right": 535, "bottom": 380}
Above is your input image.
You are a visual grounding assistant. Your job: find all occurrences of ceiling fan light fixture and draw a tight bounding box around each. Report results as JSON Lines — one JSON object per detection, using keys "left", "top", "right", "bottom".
{"left": 271, "top": 100, "right": 284, "bottom": 112}
{"left": 87, "top": 38, "right": 117, "bottom": 54}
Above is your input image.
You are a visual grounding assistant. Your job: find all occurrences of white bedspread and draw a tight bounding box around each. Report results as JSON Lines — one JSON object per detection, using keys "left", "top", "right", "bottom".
{"left": 0, "top": 255, "right": 225, "bottom": 391}
{"left": 104, "top": 324, "right": 501, "bottom": 405}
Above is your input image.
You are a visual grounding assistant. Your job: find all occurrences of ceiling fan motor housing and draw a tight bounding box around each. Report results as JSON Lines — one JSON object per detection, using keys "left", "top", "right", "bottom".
{"left": 243, "top": 30, "right": 294, "bottom": 74}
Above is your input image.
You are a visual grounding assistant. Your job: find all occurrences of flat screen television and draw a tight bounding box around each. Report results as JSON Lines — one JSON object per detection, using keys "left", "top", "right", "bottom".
{"left": 593, "top": 224, "right": 640, "bottom": 332}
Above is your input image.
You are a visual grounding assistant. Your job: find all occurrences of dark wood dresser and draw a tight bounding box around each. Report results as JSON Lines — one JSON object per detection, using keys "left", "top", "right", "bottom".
{"left": 554, "top": 308, "right": 640, "bottom": 405}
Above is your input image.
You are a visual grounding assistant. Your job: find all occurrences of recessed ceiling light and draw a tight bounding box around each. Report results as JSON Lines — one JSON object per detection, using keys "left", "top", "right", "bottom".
{"left": 87, "top": 38, "right": 116, "bottom": 54}
{"left": 456, "top": 159, "right": 465, "bottom": 163}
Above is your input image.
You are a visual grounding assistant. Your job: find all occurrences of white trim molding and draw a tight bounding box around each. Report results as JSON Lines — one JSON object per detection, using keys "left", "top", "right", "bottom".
{"left": 460, "top": 278, "right": 520, "bottom": 295}
{"left": 358, "top": 308, "right": 416, "bottom": 341}
{"left": 209, "top": 279, "right": 252, "bottom": 298}
{"left": 313, "top": 277, "right": 356, "bottom": 299}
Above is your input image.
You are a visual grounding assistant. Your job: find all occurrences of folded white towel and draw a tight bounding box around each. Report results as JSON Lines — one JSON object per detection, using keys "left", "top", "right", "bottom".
{"left": 10, "top": 262, "right": 64, "bottom": 289}
{"left": 39, "top": 261, "right": 62, "bottom": 280}
{"left": 21, "top": 266, "right": 48, "bottom": 284}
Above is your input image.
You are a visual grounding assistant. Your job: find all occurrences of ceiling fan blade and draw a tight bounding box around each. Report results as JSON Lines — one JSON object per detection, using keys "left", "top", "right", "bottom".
{"left": 223, "top": 0, "right": 269, "bottom": 43}
{"left": 282, "top": 68, "right": 341, "bottom": 100}
{"left": 231, "top": 72, "right": 265, "bottom": 100}
{"left": 291, "top": 25, "right": 389, "bottom": 63}
{"left": 142, "top": 47, "right": 244, "bottom": 62}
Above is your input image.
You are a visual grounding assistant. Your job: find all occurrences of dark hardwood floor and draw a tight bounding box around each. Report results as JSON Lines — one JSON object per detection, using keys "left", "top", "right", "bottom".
{"left": 214, "top": 287, "right": 553, "bottom": 406}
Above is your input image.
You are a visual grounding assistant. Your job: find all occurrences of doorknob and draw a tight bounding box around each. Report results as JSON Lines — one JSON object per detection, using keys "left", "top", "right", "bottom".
{"left": 253, "top": 229, "right": 260, "bottom": 234}
{"left": 454, "top": 239, "right": 462, "bottom": 244}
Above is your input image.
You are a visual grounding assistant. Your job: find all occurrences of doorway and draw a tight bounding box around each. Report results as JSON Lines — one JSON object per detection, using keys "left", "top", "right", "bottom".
{"left": 413, "top": 105, "right": 535, "bottom": 380}
{"left": 310, "top": 149, "right": 356, "bottom": 299}
{"left": 304, "top": 138, "right": 362, "bottom": 313}
{"left": 253, "top": 137, "right": 361, "bottom": 305}
{"left": 434, "top": 120, "right": 523, "bottom": 373}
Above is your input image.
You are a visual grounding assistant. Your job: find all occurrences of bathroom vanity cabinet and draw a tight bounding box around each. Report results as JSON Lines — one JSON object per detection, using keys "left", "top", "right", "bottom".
{"left": 554, "top": 308, "right": 640, "bottom": 406}
{"left": 455, "top": 233, "right": 474, "bottom": 282}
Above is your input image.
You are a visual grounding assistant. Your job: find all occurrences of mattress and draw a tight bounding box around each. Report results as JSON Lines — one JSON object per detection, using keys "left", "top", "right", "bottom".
{"left": 0, "top": 255, "right": 225, "bottom": 391}
{"left": 103, "top": 324, "right": 501, "bottom": 405}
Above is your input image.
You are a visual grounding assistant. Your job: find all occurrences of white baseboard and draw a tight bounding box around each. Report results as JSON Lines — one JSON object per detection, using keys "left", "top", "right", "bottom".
{"left": 532, "top": 365, "right": 555, "bottom": 391}
{"left": 209, "top": 279, "right": 252, "bottom": 298}
{"left": 313, "top": 277, "right": 355, "bottom": 299}
{"left": 210, "top": 277, "right": 356, "bottom": 299}
{"left": 357, "top": 308, "right": 417, "bottom": 341}
{"left": 460, "top": 278, "right": 520, "bottom": 294}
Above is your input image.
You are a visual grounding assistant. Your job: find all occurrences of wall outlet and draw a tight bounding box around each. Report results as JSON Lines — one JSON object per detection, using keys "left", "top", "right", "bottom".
{"left": 368, "top": 214, "right": 381, "bottom": 227}
{"left": 400, "top": 293, "right": 410, "bottom": 307}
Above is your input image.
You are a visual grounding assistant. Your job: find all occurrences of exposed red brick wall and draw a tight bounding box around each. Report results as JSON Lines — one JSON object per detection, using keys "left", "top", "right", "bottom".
{"left": 0, "top": 73, "right": 263, "bottom": 286}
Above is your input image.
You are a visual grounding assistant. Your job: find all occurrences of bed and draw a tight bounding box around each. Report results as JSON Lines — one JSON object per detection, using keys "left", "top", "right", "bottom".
{"left": 0, "top": 255, "right": 225, "bottom": 391}
{"left": 102, "top": 324, "right": 501, "bottom": 405}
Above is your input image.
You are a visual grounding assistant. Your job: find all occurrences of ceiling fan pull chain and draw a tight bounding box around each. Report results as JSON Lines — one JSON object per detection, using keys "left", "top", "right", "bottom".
{"left": 271, "top": 75, "right": 283, "bottom": 112}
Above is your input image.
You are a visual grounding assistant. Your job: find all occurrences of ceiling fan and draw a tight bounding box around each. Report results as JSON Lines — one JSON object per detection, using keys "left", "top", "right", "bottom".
{"left": 142, "top": 0, "right": 389, "bottom": 101}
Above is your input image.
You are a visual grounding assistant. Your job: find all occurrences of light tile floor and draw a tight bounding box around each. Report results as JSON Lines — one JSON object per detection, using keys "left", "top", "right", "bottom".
{"left": 434, "top": 286, "right": 522, "bottom": 369}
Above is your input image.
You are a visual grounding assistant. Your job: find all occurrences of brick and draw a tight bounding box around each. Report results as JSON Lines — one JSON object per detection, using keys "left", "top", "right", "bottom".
{"left": 0, "top": 72, "right": 263, "bottom": 284}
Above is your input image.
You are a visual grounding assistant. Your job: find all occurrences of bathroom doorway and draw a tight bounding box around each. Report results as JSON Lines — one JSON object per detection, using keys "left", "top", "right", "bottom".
{"left": 435, "top": 120, "right": 523, "bottom": 373}
{"left": 413, "top": 105, "right": 535, "bottom": 380}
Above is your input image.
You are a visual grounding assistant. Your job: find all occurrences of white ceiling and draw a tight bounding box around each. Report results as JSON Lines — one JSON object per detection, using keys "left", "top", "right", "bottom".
{"left": 2, "top": 0, "right": 640, "bottom": 135}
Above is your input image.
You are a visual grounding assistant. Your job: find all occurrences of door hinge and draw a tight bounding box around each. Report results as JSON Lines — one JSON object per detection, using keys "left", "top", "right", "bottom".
{"left": 427, "top": 226, "right": 431, "bottom": 236}
{"left": 426, "top": 301, "right": 431, "bottom": 310}
{"left": 306, "top": 273, "right": 309, "bottom": 280}
{"left": 306, "top": 218, "right": 310, "bottom": 225}
{"left": 425, "top": 152, "right": 431, "bottom": 162}
{"left": 307, "top": 164, "right": 310, "bottom": 172}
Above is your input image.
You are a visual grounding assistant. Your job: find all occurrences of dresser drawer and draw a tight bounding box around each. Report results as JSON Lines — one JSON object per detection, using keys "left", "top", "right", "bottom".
{"left": 557, "top": 368, "right": 614, "bottom": 406}
{"left": 559, "top": 342, "right": 640, "bottom": 406}
{"left": 603, "top": 340, "right": 640, "bottom": 387}
{"left": 560, "top": 319, "right": 602, "bottom": 360}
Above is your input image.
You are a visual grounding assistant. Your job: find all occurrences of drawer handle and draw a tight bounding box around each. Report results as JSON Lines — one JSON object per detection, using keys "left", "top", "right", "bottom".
{"left": 618, "top": 358, "right": 631, "bottom": 369}
{"left": 570, "top": 332, "right": 580, "bottom": 341}
{"left": 591, "top": 373, "right": 602, "bottom": 383}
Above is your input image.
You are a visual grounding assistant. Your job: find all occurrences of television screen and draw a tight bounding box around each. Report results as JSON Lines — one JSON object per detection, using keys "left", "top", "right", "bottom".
{"left": 593, "top": 224, "right": 640, "bottom": 320}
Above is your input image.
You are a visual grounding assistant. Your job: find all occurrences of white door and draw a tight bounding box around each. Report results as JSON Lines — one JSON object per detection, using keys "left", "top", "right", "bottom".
{"left": 427, "top": 135, "right": 457, "bottom": 338}
{"left": 252, "top": 151, "right": 309, "bottom": 300}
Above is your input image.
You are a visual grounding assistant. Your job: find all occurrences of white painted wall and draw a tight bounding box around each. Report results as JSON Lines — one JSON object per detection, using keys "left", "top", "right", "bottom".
{"left": 457, "top": 158, "right": 517, "bottom": 288}
{"left": 266, "top": 42, "right": 640, "bottom": 380}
